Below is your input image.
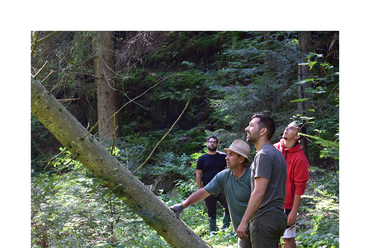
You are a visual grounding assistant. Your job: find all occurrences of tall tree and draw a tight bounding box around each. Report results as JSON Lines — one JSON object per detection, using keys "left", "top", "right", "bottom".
{"left": 298, "top": 31, "right": 312, "bottom": 159}
{"left": 31, "top": 78, "right": 210, "bottom": 248}
{"left": 297, "top": 31, "right": 312, "bottom": 113}
{"left": 93, "top": 31, "right": 121, "bottom": 146}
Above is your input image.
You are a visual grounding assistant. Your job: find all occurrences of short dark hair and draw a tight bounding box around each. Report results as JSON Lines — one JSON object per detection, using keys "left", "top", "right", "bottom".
{"left": 251, "top": 114, "right": 276, "bottom": 141}
{"left": 207, "top": 135, "right": 219, "bottom": 143}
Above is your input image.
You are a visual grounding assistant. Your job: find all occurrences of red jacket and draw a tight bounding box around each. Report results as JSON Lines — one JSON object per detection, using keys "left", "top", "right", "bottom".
{"left": 274, "top": 139, "right": 310, "bottom": 209}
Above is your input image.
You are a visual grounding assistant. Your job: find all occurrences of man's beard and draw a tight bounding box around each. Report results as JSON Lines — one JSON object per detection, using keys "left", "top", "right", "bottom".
{"left": 207, "top": 146, "right": 217, "bottom": 152}
{"left": 247, "top": 132, "right": 259, "bottom": 144}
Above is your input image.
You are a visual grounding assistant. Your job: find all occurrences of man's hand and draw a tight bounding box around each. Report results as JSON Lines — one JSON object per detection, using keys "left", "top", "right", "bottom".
{"left": 170, "top": 203, "right": 184, "bottom": 218}
{"left": 287, "top": 209, "right": 298, "bottom": 226}
{"left": 236, "top": 221, "right": 249, "bottom": 239}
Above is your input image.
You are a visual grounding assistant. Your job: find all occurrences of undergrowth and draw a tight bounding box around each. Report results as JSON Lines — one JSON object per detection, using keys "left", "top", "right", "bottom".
{"left": 31, "top": 143, "right": 339, "bottom": 247}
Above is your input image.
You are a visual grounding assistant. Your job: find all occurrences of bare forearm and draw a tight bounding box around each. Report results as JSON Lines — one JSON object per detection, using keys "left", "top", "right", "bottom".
{"left": 182, "top": 188, "right": 210, "bottom": 208}
{"left": 287, "top": 194, "right": 302, "bottom": 225}
{"left": 291, "top": 194, "right": 302, "bottom": 213}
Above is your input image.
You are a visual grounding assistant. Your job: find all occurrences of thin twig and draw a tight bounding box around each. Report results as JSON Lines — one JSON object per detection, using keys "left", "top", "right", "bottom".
{"left": 31, "top": 31, "right": 59, "bottom": 57}
{"left": 101, "top": 56, "right": 150, "bottom": 110}
{"left": 37, "top": 31, "right": 59, "bottom": 44}
{"left": 31, "top": 31, "right": 40, "bottom": 57}
{"left": 41, "top": 147, "right": 68, "bottom": 169}
{"left": 57, "top": 98, "right": 80, "bottom": 102}
{"left": 95, "top": 74, "right": 173, "bottom": 137}
{"left": 81, "top": 120, "right": 101, "bottom": 140}
{"left": 33, "top": 61, "right": 49, "bottom": 79}
{"left": 41, "top": 70, "right": 54, "bottom": 83}
{"left": 133, "top": 100, "right": 190, "bottom": 175}
{"left": 56, "top": 154, "right": 78, "bottom": 174}
{"left": 110, "top": 113, "right": 117, "bottom": 154}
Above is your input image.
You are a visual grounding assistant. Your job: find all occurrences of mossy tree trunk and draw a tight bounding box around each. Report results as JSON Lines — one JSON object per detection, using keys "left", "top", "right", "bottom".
{"left": 31, "top": 78, "right": 210, "bottom": 248}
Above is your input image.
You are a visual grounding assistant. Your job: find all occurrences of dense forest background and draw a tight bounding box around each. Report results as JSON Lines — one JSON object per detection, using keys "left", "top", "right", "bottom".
{"left": 30, "top": 31, "right": 339, "bottom": 247}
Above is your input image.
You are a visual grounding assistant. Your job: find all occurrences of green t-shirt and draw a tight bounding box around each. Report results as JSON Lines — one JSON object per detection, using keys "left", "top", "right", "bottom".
{"left": 204, "top": 167, "right": 251, "bottom": 231}
{"left": 250, "top": 143, "right": 286, "bottom": 221}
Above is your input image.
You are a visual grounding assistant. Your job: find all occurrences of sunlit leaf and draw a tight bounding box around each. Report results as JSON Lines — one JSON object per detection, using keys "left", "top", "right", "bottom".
{"left": 290, "top": 98, "right": 310, "bottom": 103}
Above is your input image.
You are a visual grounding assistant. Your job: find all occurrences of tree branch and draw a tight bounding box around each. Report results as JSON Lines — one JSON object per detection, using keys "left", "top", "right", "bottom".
{"left": 94, "top": 74, "right": 173, "bottom": 137}
{"left": 32, "top": 61, "right": 49, "bottom": 79}
{"left": 133, "top": 100, "right": 189, "bottom": 175}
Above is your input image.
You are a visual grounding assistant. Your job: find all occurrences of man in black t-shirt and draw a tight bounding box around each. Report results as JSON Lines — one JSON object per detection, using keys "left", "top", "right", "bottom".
{"left": 196, "top": 135, "right": 230, "bottom": 234}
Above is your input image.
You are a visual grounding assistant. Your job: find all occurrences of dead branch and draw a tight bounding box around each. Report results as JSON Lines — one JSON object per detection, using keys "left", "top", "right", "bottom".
{"left": 40, "top": 146, "right": 69, "bottom": 169}
{"left": 133, "top": 100, "right": 190, "bottom": 175}
{"left": 81, "top": 120, "right": 101, "bottom": 140}
{"left": 94, "top": 74, "right": 173, "bottom": 137}
{"left": 32, "top": 61, "right": 49, "bottom": 79}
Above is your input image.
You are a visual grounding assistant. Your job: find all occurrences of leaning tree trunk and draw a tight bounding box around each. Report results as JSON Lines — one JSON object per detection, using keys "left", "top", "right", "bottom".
{"left": 31, "top": 78, "right": 210, "bottom": 248}
{"left": 93, "top": 31, "right": 121, "bottom": 147}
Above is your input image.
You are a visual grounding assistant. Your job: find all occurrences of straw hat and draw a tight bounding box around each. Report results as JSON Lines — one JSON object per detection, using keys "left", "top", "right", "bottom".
{"left": 224, "top": 140, "right": 251, "bottom": 163}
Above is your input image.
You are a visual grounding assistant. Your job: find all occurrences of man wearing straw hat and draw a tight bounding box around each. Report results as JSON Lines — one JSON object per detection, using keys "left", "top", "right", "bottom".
{"left": 170, "top": 139, "right": 253, "bottom": 248}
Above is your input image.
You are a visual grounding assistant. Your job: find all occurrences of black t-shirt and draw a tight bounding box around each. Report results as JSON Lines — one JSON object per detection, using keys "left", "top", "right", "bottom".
{"left": 196, "top": 152, "right": 227, "bottom": 186}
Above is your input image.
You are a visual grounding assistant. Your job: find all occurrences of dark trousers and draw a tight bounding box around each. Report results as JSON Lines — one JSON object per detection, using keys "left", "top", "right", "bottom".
{"left": 250, "top": 212, "right": 287, "bottom": 248}
{"left": 204, "top": 192, "right": 229, "bottom": 218}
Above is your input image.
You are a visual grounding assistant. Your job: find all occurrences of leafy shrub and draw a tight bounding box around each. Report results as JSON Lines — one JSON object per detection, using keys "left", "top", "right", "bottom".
{"left": 295, "top": 168, "right": 339, "bottom": 248}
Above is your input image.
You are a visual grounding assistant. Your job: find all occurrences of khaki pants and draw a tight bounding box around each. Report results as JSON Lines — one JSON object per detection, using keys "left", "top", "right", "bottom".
{"left": 250, "top": 212, "right": 287, "bottom": 248}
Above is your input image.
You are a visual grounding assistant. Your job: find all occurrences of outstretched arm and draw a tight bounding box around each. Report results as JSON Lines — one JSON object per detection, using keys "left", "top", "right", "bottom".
{"left": 170, "top": 188, "right": 210, "bottom": 218}
{"left": 183, "top": 188, "right": 210, "bottom": 207}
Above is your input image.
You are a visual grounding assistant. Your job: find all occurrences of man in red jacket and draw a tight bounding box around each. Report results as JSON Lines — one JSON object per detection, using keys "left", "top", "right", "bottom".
{"left": 274, "top": 122, "right": 310, "bottom": 248}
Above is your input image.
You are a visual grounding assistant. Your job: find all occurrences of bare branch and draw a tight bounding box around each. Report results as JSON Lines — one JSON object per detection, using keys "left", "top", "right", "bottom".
{"left": 32, "top": 61, "right": 49, "bottom": 79}
{"left": 81, "top": 120, "right": 101, "bottom": 140}
{"left": 40, "top": 146, "right": 69, "bottom": 169}
{"left": 94, "top": 74, "right": 173, "bottom": 137}
{"left": 133, "top": 100, "right": 190, "bottom": 175}
{"left": 31, "top": 31, "right": 59, "bottom": 57}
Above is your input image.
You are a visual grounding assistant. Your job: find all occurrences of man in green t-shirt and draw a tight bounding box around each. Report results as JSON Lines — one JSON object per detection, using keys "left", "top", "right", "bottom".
{"left": 238, "top": 113, "right": 287, "bottom": 248}
{"left": 170, "top": 140, "right": 252, "bottom": 248}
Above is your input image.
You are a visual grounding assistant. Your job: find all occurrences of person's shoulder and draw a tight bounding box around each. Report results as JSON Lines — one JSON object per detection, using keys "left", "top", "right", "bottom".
{"left": 274, "top": 139, "right": 284, "bottom": 149}
{"left": 199, "top": 153, "right": 209, "bottom": 159}
{"left": 258, "top": 143, "right": 275, "bottom": 154}
{"left": 215, "top": 168, "right": 230, "bottom": 176}
{"left": 258, "top": 144, "right": 284, "bottom": 159}
{"left": 216, "top": 151, "right": 227, "bottom": 156}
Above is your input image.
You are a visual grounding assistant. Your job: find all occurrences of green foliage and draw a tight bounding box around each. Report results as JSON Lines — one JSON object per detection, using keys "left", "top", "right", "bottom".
{"left": 295, "top": 169, "right": 339, "bottom": 247}
{"left": 301, "top": 133, "right": 339, "bottom": 159}
{"left": 31, "top": 156, "right": 171, "bottom": 248}
{"left": 209, "top": 32, "right": 303, "bottom": 132}
{"left": 31, "top": 31, "right": 340, "bottom": 247}
{"left": 290, "top": 51, "right": 339, "bottom": 164}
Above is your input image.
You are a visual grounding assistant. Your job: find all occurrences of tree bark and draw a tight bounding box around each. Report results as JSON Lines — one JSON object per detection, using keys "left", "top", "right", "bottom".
{"left": 298, "top": 31, "right": 312, "bottom": 112}
{"left": 31, "top": 78, "right": 210, "bottom": 248}
{"left": 93, "top": 31, "right": 121, "bottom": 147}
{"left": 298, "top": 31, "right": 312, "bottom": 161}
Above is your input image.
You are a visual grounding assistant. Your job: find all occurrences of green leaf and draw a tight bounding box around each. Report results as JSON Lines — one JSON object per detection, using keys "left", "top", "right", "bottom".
{"left": 290, "top": 98, "right": 309, "bottom": 103}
